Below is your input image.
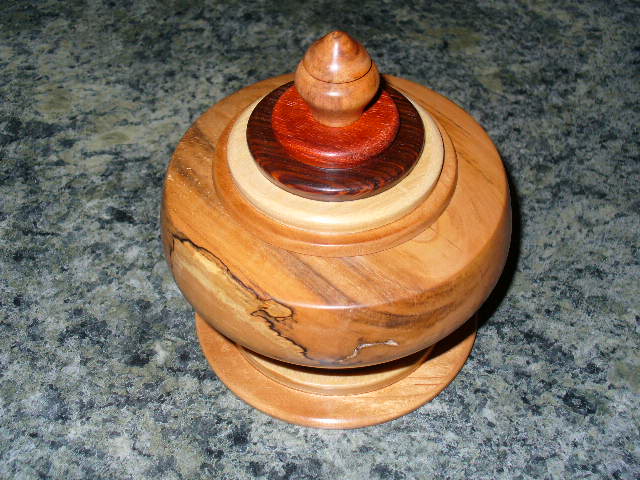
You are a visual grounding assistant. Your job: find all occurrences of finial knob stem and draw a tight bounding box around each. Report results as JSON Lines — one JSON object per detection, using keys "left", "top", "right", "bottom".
{"left": 294, "top": 31, "right": 380, "bottom": 127}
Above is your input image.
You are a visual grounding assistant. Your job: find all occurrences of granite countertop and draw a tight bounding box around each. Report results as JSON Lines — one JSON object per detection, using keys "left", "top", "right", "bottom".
{"left": 1, "top": 1, "right": 638, "bottom": 478}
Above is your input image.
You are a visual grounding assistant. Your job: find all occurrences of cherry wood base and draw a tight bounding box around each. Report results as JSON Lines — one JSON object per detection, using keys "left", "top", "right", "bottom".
{"left": 238, "top": 344, "right": 434, "bottom": 396}
{"left": 196, "top": 314, "right": 477, "bottom": 429}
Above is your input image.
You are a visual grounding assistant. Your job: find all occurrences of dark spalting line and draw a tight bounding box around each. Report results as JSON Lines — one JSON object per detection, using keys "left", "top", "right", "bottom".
{"left": 166, "top": 229, "right": 311, "bottom": 360}
{"left": 167, "top": 229, "right": 466, "bottom": 365}
{"left": 168, "top": 226, "right": 460, "bottom": 333}
{"left": 170, "top": 134, "right": 357, "bottom": 309}
{"left": 169, "top": 230, "right": 262, "bottom": 298}
{"left": 171, "top": 122, "right": 458, "bottom": 329}
{"left": 168, "top": 230, "right": 259, "bottom": 304}
{"left": 249, "top": 309, "right": 311, "bottom": 360}
{"left": 247, "top": 82, "right": 425, "bottom": 202}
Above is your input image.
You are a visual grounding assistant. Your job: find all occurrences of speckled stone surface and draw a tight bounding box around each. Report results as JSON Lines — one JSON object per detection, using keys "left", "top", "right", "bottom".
{"left": 1, "top": 1, "right": 638, "bottom": 478}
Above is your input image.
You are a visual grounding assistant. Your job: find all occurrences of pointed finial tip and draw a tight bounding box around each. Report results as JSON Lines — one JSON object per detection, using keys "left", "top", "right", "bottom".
{"left": 302, "top": 30, "right": 372, "bottom": 84}
{"left": 295, "top": 31, "right": 380, "bottom": 127}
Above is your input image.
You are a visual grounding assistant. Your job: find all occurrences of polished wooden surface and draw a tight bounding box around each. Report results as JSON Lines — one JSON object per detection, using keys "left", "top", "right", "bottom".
{"left": 239, "top": 344, "right": 433, "bottom": 396}
{"left": 196, "top": 314, "right": 477, "bottom": 429}
{"left": 217, "top": 80, "right": 456, "bottom": 256}
{"left": 301, "top": 30, "right": 371, "bottom": 83}
{"left": 230, "top": 94, "right": 443, "bottom": 234}
{"left": 295, "top": 31, "right": 379, "bottom": 126}
{"left": 271, "top": 85, "right": 399, "bottom": 168}
{"left": 248, "top": 83, "right": 423, "bottom": 201}
{"left": 161, "top": 73, "right": 511, "bottom": 369}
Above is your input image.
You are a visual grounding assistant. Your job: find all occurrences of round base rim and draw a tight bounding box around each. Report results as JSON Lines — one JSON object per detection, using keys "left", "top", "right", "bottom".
{"left": 196, "top": 314, "right": 477, "bottom": 429}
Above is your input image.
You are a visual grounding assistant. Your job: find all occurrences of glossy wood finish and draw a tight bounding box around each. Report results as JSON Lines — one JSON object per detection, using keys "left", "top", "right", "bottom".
{"left": 248, "top": 83, "right": 424, "bottom": 201}
{"left": 161, "top": 73, "right": 511, "bottom": 369}
{"left": 196, "top": 314, "right": 477, "bottom": 429}
{"left": 272, "top": 85, "right": 399, "bottom": 168}
{"left": 229, "top": 96, "right": 444, "bottom": 234}
{"left": 295, "top": 31, "right": 379, "bottom": 127}
{"left": 301, "top": 31, "right": 371, "bottom": 83}
{"left": 239, "top": 344, "right": 433, "bottom": 396}
{"left": 218, "top": 77, "right": 456, "bottom": 256}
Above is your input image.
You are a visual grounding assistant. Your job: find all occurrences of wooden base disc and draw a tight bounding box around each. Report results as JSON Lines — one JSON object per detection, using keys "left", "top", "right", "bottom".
{"left": 196, "top": 314, "right": 477, "bottom": 429}
{"left": 238, "top": 344, "right": 434, "bottom": 396}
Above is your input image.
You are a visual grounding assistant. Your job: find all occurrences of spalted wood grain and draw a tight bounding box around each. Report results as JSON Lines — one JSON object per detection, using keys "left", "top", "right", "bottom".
{"left": 161, "top": 73, "right": 511, "bottom": 369}
{"left": 247, "top": 82, "right": 424, "bottom": 201}
{"left": 271, "top": 86, "right": 399, "bottom": 168}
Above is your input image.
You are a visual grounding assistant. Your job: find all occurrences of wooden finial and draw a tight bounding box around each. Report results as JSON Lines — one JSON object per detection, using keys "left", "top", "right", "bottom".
{"left": 294, "top": 31, "right": 380, "bottom": 127}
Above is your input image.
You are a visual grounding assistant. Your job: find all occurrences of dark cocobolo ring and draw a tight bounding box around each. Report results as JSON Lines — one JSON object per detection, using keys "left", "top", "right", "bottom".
{"left": 246, "top": 82, "right": 425, "bottom": 202}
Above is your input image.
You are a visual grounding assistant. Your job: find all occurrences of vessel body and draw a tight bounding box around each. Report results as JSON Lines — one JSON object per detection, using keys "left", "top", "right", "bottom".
{"left": 161, "top": 74, "right": 511, "bottom": 369}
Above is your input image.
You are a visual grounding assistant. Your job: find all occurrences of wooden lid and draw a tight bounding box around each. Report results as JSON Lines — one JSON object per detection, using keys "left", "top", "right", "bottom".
{"left": 271, "top": 85, "right": 400, "bottom": 169}
{"left": 246, "top": 31, "right": 427, "bottom": 201}
{"left": 246, "top": 82, "right": 424, "bottom": 201}
{"left": 233, "top": 92, "right": 443, "bottom": 234}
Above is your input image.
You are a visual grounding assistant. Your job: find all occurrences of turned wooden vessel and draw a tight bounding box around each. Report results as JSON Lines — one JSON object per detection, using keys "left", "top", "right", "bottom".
{"left": 161, "top": 31, "right": 511, "bottom": 428}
